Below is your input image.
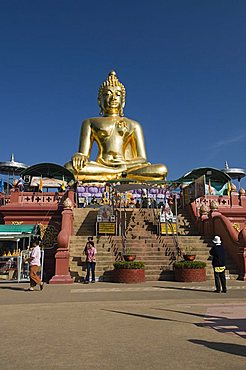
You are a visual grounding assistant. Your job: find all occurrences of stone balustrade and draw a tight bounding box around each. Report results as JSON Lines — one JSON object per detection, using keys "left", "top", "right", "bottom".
{"left": 0, "top": 190, "right": 67, "bottom": 205}
{"left": 188, "top": 195, "right": 246, "bottom": 281}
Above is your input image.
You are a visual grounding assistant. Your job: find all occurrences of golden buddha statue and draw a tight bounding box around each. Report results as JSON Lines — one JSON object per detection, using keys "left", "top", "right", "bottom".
{"left": 65, "top": 71, "right": 168, "bottom": 181}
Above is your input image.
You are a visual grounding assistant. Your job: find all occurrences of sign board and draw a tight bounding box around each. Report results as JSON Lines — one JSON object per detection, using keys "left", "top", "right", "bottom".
{"left": 183, "top": 175, "right": 205, "bottom": 205}
{"left": 98, "top": 205, "right": 113, "bottom": 221}
{"left": 31, "top": 177, "right": 67, "bottom": 188}
{"left": 160, "top": 223, "right": 177, "bottom": 235}
{"left": 98, "top": 222, "right": 116, "bottom": 235}
{"left": 195, "top": 175, "right": 206, "bottom": 198}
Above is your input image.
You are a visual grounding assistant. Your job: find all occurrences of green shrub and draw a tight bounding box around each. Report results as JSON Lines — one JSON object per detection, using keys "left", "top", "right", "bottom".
{"left": 173, "top": 260, "right": 206, "bottom": 269}
{"left": 113, "top": 261, "right": 145, "bottom": 270}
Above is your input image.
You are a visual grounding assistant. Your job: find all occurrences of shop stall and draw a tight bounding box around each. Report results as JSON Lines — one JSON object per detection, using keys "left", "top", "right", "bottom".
{"left": 0, "top": 224, "right": 43, "bottom": 282}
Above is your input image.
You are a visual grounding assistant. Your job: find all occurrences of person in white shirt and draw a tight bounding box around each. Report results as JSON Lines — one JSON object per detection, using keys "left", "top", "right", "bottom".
{"left": 27, "top": 240, "right": 44, "bottom": 291}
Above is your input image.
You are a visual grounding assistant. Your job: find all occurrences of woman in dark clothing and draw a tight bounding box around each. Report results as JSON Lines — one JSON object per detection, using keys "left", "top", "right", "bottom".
{"left": 210, "top": 236, "right": 227, "bottom": 293}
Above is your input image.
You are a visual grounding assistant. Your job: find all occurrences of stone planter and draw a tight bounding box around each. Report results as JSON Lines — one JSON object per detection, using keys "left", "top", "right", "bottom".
{"left": 113, "top": 269, "right": 145, "bottom": 283}
{"left": 174, "top": 268, "right": 206, "bottom": 282}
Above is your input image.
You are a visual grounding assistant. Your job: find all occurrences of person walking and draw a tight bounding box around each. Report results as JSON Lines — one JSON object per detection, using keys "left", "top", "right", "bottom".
{"left": 210, "top": 235, "right": 227, "bottom": 293}
{"left": 27, "top": 240, "right": 44, "bottom": 291}
{"left": 84, "top": 238, "right": 97, "bottom": 284}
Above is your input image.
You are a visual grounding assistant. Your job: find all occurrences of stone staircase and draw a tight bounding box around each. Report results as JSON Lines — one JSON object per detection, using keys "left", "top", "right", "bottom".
{"left": 73, "top": 208, "right": 98, "bottom": 236}
{"left": 176, "top": 209, "right": 239, "bottom": 280}
{"left": 122, "top": 208, "right": 178, "bottom": 281}
{"left": 69, "top": 234, "right": 117, "bottom": 282}
{"left": 177, "top": 209, "right": 200, "bottom": 236}
{"left": 68, "top": 207, "right": 240, "bottom": 282}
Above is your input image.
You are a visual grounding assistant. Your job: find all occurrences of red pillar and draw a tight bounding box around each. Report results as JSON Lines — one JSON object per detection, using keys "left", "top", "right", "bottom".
{"left": 10, "top": 188, "right": 20, "bottom": 203}
{"left": 210, "top": 209, "right": 221, "bottom": 237}
{"left": 231, "top": 191, "right": 239, "bottom": 207}
{"left": 200, "top": 214, "right": 209, "bottom": 235}
{"left": 240, "top": 194, "right": 246, "bottom": 208}
{"left": 49, "top": 205, "right": 74, "bottom": 284}
{"left": 67, "top": 189, "right": 76, "bottom": 207}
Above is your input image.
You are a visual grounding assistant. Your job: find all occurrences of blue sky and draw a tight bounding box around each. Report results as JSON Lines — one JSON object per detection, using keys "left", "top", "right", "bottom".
{"left": 0, "top": 0, "right": 245, "bottom": 187}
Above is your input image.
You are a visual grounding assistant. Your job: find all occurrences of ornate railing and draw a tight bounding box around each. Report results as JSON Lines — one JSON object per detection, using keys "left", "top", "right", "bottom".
{"left": 19, "top": 192, "right": 66, "bottom": 204}
{"left": 0, "top": 191, "right": 67, "bottom": 206}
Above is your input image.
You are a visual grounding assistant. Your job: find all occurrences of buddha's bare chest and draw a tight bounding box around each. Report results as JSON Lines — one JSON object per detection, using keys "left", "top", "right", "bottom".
{"left": 92, "top": 119, "right": 130, "bottom": 140}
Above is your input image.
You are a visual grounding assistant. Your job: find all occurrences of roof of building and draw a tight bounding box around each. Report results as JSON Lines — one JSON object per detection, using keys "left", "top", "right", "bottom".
{"left": 175, "top": 167, "right": 231, "bottom": 184}
{"left": 0, "top": 224, "right": 39, "bottom": 240}
{"left": 21, "top": 163, "right": 74, "bottom": 183}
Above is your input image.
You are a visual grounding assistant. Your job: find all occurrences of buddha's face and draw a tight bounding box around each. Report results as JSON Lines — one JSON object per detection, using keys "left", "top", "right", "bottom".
{"left": 100, "top": 86, "right": 124, "bottom": 115}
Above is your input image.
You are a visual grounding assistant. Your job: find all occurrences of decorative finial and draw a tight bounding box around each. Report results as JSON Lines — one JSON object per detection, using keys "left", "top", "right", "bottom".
{"left": 224, "top": 161, "right": 229, "bottom": 169}
{"left": 210, "top": 200, "right": 219, "bottom": 211}
{"left": 10, "top": 153, "right": 15, "bottom": 162}
{"left": 63, "top": 198, "right": 74, "bottom": 209}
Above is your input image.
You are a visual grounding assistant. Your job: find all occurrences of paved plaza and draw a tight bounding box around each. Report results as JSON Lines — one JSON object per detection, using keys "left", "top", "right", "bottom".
{"left": 0, "top": 280, "right": 246, "bottom": 370}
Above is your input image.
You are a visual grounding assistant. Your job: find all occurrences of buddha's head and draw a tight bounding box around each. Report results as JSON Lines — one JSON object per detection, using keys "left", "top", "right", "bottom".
{"left": 98, "top": 71, "right": 126, "bottom": 116}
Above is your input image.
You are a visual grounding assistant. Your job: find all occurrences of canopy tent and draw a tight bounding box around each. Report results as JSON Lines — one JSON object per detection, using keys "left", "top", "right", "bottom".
{"left": 112, "top": 182, "right": 179, "bottom": 193}
{"left": 114, "top": 183, "right": 158, "bottom": 193}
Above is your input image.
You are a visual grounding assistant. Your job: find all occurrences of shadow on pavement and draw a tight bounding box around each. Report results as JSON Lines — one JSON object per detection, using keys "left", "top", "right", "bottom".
{"left": 189, "top": 339, "right": 246, "bottom": 357}
{"left": 152, "top": 308, "right": 209, "bottom": 318}
{"left": 0, "top": 286, "right": 26, "bottom": 291}
{"left": 153, "top": 308, "right": 246, "bottom": 340}
{"left": 152, "top": 285, "right": 212, "bottom": 293}
{"left": 102, "top": 309, "right": 188, "bottom": 323}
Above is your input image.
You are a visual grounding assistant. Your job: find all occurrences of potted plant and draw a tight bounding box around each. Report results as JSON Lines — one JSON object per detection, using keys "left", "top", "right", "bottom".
{"left": 173, "top": 260, "right": 206, "bottom": 282}
{"left": 112, "top": 261, "right": 145, "bottom": 283}
{"left": 122, "top": 247, "right": 136, "bottom": 262}
{"left": 182, "top": 246, "right": 196, "bottom": 261}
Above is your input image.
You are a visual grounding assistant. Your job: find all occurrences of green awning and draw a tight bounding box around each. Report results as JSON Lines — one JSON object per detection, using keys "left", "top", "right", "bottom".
{"left": 0, "top": 224, "right": 38, "bottom": 235}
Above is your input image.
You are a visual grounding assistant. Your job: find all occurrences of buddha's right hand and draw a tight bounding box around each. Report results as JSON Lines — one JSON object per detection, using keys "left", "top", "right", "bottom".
{"left": 72, "top": 153, "right": 88, "bottom": 171}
